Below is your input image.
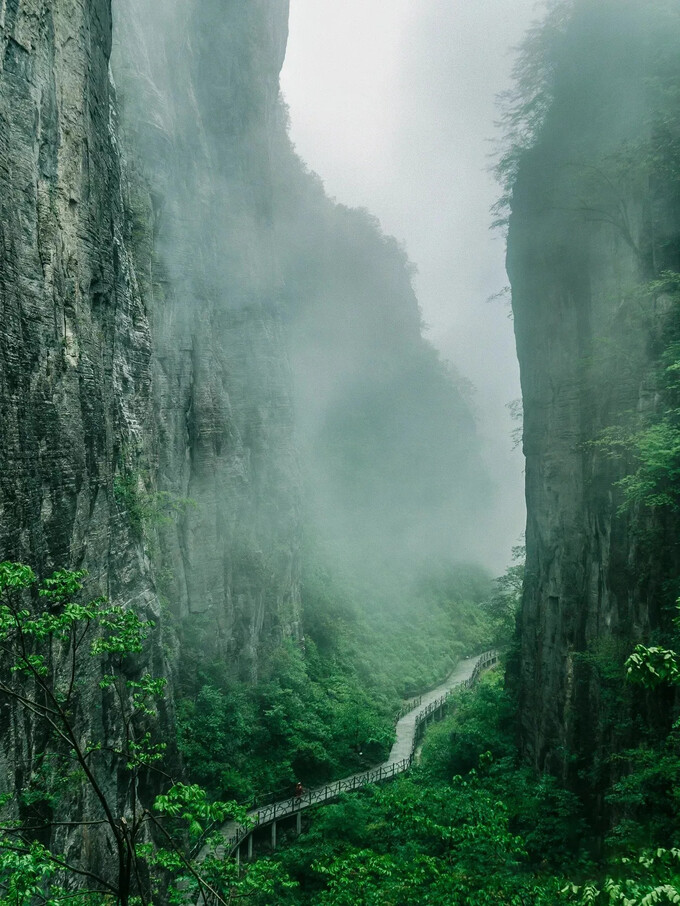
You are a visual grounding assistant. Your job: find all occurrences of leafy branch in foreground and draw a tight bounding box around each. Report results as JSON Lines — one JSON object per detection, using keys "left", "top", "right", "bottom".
{"left": 563, "top": 843, "right": 680, "bottom": 904}
{"left": 625, "top": 603, "right": 680, "bottom": 694}
{"left": 0, "top": 562, "right": 266, "bottom": 906}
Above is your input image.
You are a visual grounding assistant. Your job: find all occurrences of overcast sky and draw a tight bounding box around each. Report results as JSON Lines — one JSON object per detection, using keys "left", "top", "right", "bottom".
{"left": 281, "top": 0, "right": 541, "bottom": 572}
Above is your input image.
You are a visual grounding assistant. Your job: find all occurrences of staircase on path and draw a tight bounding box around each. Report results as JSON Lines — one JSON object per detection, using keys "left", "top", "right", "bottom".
{"left": 203, "top": 649, "right": 499, "bottom": 864}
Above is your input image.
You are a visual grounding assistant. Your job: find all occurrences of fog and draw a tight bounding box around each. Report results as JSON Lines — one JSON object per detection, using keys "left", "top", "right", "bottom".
{"left": 109, "top": 0, "right": 541, "bottom": 633}
{"left": 282, "top": 0, "right": 540, "bottom": 572}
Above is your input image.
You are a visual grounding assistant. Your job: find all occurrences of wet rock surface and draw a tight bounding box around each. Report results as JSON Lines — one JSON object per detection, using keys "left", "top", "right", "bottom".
{"left": 507, "top": 2, "right": 680, "bottom": 795}
{"left": 112, "top": 0, "right": 302, "bottom": 678}
{"left": 0, "top": 0, "right": 172, "bottom": 874}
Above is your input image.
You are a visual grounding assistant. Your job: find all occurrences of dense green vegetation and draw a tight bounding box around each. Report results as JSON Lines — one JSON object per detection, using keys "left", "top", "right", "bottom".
{"left": 216, "top": 662, "right": 680, "bottom": 905}
{"left": 0, "top": 563, "right": 260, "bottom": 906}
{"left": 0, "top": 558, "right": 503, "bottom": 904}
{"left": 235, "top": 672, "right": 577, "bottom": 904}
{"left": 5, "top": 513, "right": 679, "bottom": 905}
{"left": 176, "top": 554, "right": 493, "bottom": 806}
{"left": 594, "top": 273, "right": 680, "bottom": 520}
{"left": 2, "top": 561, "right": 678, "bottom": 903}
{"left": 478, "top": 545, "right": 523, "bottom": 651}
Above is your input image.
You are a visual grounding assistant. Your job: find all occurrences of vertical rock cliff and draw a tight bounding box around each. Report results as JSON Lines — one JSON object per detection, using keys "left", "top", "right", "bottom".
{"left": 0, "top": 0, "right": 157, "bottom": 611}
{"left": 0, "top": 0, "right": 491, "bottom": 879}
{"left": 111, "top": 0, "right": 487, "bottom": 642}
{"left": 0, "top": 0, "right": 488, "bottom": 721}
{"left": 0, "top": 0, "right": 174, "bottom": 872}
{"left": 112, "top": 0, "right": 302, "bottom": 678}
{"left": 0, "top": 0, "right": 496, "bottom": 894}
{"left": 507, "top": 0, "right": 680, "bottom": 803}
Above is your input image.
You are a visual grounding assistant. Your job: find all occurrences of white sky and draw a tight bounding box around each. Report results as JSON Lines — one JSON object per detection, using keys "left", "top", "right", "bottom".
{"left": 281, "top": 0, "right": 541, "bottom": 572}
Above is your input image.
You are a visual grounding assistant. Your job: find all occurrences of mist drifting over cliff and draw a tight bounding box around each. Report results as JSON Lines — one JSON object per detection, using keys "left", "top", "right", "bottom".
{"left": 282, "top": 0, "right": 539, "bottom": 572}
{"left": 109, "top": 0, "right": 502, "bottom": 603}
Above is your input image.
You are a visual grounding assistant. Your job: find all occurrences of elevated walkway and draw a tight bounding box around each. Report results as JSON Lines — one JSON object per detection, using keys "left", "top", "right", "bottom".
{"left": 206, "top": 649, "right": 499, "bottom": 862}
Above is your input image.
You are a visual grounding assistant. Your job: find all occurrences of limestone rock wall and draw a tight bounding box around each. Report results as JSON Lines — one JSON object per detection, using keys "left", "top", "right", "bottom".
{"left": 112, "top": 0, "right": 301, "bottom": 678}
{"left": 0, "top": 0, "right": 175, "bottom": 869}
{"left": 0, "top": 0, "right": 162, "bottom": 625}
{"left": 507, "top": 0, "right": 680, "bottom": 800}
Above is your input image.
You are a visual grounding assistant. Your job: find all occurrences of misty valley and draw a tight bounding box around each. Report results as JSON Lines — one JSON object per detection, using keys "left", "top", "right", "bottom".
{"left": 1, "top": 0, "right": 680, "bottom": 903}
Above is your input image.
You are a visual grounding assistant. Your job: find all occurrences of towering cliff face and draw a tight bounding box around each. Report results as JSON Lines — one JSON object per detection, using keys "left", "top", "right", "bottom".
{"left": 0, "top": 0, "right": 492, "bottom": 890}
{"left": 0, "top": 0, "right": 158, "bottom": 608}
{"left": 0, "top": 0, "right": 175, "bottom": 871}
{"left": 507, "top": 0, "right": 680, "bottom": 797}
{"left": 0, "top": 0, "right": 488, "bottom": 695}
{"left": 112, "top": 0, "right": 488, "bottom": 632}
{"left": 112, "top": 0, "right": 302, "bottom": 678}
{"left": 0, "top": 0, "right": 302, "bottom": 812}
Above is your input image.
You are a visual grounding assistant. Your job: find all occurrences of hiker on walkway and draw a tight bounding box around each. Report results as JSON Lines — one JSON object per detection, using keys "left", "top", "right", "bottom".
{"left": 294, "top": 781, "right": 304, "bottom": 803}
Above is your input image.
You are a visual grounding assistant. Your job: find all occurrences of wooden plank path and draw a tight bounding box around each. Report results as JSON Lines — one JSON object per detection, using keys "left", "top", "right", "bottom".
{"left": 204, "top": 650, "right": 499, "bottom": 863}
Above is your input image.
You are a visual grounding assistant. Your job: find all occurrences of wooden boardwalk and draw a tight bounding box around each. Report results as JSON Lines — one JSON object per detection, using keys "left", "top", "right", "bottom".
{"left": 206, "top": 650, "right": 498, "bottom": 862}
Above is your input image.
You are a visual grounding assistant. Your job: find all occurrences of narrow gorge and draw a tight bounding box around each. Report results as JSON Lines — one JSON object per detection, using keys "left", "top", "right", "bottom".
{"left": 0, "top": 0, "right": 491, "bottom": 898}
{"left": 2, "top": 0, "right": 680, "bottom": 903}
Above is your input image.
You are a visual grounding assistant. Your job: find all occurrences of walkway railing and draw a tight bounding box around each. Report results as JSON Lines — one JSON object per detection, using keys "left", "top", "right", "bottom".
{"left": 211, "top": 649, "right": 499, "bottom": 859}
{"left": 413, "top": 649, "right": 498, "bottom": 735}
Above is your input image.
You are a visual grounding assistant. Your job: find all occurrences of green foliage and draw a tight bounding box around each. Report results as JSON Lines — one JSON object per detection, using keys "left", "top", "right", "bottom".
{"left": 616, "top": 421, "right": 680, "bottom": 512}
{"left": 565, "top": 628, "right": 680, "bottom": 898}
{"left": 178, "top": 638, "right": 397, "bottom": 804}
{"left": 494, "top": 0, "right": 575, "bottom": 221}
{"left": 480, "top": 546, "right": 524, "bottom": 649}
{"left": 564, "top": 849, "right": 680, "bottom": 905}
{"left": 586, "top": 272, "right": 680, "bottom": 517}
{"left": 420, "top": 673, "right": 587, "bottom": 871}
{"left": 0, "top": 838, "right": 108, "bottom": 906}
{"left": 276, "top": 779, "right": 561, "bottom": 906}
{"left": 177, "top": 555, "right": 493, "bottom": 806}
{"left": 627, "top": 645, "right": 680, "bottom": 688}
{"left": 624, "top": 602, "right": 680, "bottom": 694}
{"left": 154, "top": 783, "right": 248, "bottom": 842}
{"left": 605, "top": 739, "right": 680, "bottom": 854}
{"left": 598, "top": 628, "right": 680, "bottom": 854}
{"left": 265, "top": 673, "right": 581, "bottom": 904}
{"left": 354, "top": 560, "right": 492, "bottom": 698}
{"left": 0, "top": 562, "right": 253, "bottom": 905}
{"left": 114, "top": 461, "right": 194, "bottom": 541}
{"left": 419, "top": 671, "right": 516, "bottom": 778}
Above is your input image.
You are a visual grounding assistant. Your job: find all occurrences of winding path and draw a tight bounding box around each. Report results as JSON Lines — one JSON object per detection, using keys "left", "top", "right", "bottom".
{"left": 207, "top": 650, "right": 499, "bottom": 862}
